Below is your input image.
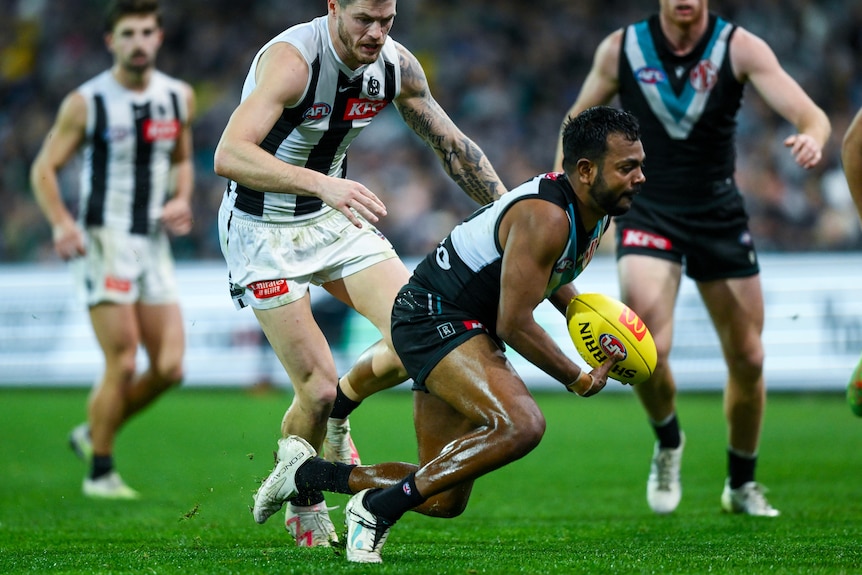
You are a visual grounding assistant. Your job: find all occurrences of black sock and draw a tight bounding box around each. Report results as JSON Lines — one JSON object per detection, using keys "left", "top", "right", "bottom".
{"left": 91, "top": 455, "right": 113, "bottom": 480}
{"left": 728, "top": 448, "right": 756, "bottom": 489}
{"left": 293, "top": 458, "right": 355, "bottom": 496}
{"left": 364, "top": 473, "right": 426, "bottom": 524}
{"left": 652, "top": 414, "right": 681, "bottom": 449}
{"left": 330, "top": 383, "right": 361, "bottom": 420}
{"left": 289, "top": 489, "right": 325, "bottom": 507}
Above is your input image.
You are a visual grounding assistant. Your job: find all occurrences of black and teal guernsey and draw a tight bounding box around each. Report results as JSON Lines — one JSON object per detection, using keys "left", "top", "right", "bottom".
{"left": 618, "top": 13, "right": 743, "bottom": 210}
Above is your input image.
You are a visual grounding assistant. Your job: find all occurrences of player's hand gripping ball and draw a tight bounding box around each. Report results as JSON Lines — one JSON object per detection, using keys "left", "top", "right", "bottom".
{"left": 566, "top": 293, "right": 657, "bottom": 385}
{"left": 846, "top": 355, "right": 862, "bottom": 417}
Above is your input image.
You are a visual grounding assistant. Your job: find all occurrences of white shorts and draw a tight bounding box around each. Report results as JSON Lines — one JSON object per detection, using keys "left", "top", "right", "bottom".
{"left": 73, "top": 227, "right": 178, "bottom": 307}
{"left": 218, "top": 199, "right": 398, "bottom": 310}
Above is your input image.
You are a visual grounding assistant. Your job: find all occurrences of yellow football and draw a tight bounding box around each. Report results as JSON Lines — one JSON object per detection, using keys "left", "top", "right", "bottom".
{"left": 566, "top": 293, "right": 657, "bottom": 385}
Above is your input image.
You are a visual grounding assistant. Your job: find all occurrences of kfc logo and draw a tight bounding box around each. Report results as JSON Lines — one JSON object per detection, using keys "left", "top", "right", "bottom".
{"left": 344, "top": 98, "right": 389, "bottom": 120}
{"left": 143, "top": 119, "right": 180, "bottom": 142}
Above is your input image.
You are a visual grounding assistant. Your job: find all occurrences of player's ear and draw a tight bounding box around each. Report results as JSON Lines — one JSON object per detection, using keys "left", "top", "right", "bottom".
{"left": 576, "top": 158, "right": 595, "bottom": 185}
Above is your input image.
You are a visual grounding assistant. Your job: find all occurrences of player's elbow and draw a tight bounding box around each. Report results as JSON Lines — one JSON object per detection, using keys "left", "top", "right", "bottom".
{"left": 212, "top": 140, "right": 239, "bottom": 180}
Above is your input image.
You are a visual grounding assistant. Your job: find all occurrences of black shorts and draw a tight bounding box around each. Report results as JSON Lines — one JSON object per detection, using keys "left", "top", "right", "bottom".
{"left": 614, "top": 189, "right": 759, "bottom": 282}
{"left": 391, "top": 285, "right": 501, "bottom": 393}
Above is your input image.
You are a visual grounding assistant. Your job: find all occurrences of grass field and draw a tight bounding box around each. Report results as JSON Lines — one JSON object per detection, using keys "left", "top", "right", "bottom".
{"left": 1, "top": 386, "right": 860, "bottom": 574}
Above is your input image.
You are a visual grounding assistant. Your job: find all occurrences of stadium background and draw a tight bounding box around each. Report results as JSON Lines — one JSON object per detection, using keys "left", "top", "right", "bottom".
{"left": 1, "top": 0, "right": 861, "bottom": 389}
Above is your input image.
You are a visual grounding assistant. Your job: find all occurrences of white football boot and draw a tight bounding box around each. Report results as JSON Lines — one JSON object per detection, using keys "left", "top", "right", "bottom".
{"left": 284, "top": 501, "right": 339, "bottom": 547}
{"left": 721, "top": 480, "right": 780, "bottom": 517}
{"left": 252, "top": 436, "right": 315, "bottom": 524}
{"left": 345, "top": 489, "right": 393, "bottom": 564}
{"left": 646, "top": 433, "right": 685, "bottom": 514}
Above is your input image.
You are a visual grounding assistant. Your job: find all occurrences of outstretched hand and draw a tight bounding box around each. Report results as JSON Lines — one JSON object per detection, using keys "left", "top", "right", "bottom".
{"left": 566, "top": 350, "right": 626, "bottom": 397}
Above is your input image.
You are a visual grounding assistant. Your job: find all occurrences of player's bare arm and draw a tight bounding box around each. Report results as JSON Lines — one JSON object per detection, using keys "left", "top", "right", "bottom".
{"left": 495, "top": 200, "right": 616, "bottom": 397}
{"left": 163, "top": 81, "right": 196, "bottom": 236}
{"left": 393, "top": 43, "right": 505, "bottom": 206}
{"left": 554, "top": 30, "right": 623, "bottom": 171}
{"left": 841, "top": 108, "right": 862, "bottom": 222}
{"left": 30, "top": 90, "right": 88, "bottom": 260}
{"left": 214, "top": 43, "right": 386, "bottom": 227}
{"left": 730, "top": 28, "right": 831, "bottom": 169}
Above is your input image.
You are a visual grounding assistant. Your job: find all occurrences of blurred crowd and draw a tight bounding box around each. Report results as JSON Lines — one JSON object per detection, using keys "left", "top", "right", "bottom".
{"left": 3, "top": 0, "right": 862, "bottom": 263}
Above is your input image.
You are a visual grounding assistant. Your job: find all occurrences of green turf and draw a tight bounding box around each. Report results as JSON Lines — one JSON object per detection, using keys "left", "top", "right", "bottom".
{"left": 1, "top": 386, "right": 860, "bottom": 574}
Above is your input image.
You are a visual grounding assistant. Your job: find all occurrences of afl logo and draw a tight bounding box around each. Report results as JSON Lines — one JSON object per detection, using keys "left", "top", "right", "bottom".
{"left": 599, "top": 333, "right": 628, "bottom": 360}
{"left": 303, "top": 103, "right": 331, "bottom": 121}
{"left": 689, "top": 60, "right": 718, "bottom": 92}
{"left": 635, "top": 67, "right": 666, "bottom": 84}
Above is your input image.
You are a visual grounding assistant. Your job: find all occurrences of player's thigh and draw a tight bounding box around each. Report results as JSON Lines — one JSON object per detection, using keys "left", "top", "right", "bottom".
{"left": 697, "top": 274, "right": 764, "bottom": 352}
{"left": 618, "top": 253, "right": 682, "bottom": 357}
{"left": 253, "top": 293, "right": 338, "bottom": 396}
{"left": 327, "top": 257, "right": 411, "bottom": 340}
{"left": 422, "top": 335, "right": 543, "bottom": 439}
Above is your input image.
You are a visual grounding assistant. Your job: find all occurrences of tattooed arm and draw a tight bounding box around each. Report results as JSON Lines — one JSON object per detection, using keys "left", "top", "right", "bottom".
{"left": 393, "top": 43, "right": 506, "bottom": 205}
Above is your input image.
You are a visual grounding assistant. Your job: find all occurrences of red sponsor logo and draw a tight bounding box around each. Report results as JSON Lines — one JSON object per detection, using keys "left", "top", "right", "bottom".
{"left": 462, "top": 320, "right": 485, "bottom": 331}
{"left": 344, "top": 98, "right": 389, "bottom": 120}
{"left": 143, "top": 119, "right": 180, "bottom": 142}
{"left": 621, "top": 229, "right": 672, "bottom": 251}
{"left": 248, "top": 279, "right": 289, "bottom": 299}
{"left": 104, "top": 276, "right": 132, "bottom": 293}
{"left": 618, "top": 307, "right": 648, "bottom": 342}
{"left": 689, "top": 60, "right": 718, "bottom": 92}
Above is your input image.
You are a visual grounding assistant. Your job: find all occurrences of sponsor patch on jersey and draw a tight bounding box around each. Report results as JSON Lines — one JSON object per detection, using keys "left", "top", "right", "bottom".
{"left": 689, "top": 60, "right": 719, "bottom": 92}
{"left": 143, "top": 119, "right": 180, "bottom": 142}
{"left": 635, "top": 66, "right": 667, "bottom": 84}
{"left": 343, "top": 98, "right": 389, "bottom": 121}
{"left": 303, "top": 102, "right": 332, "bottom": 121}
{"left": 104, "top": 276, "right": 132, "bottom": 293}
{"left": 621, "top": 229, "right": 673, "bottom": 251}
{"left": 248, "top": 279, "right": 289, "bottom": 299}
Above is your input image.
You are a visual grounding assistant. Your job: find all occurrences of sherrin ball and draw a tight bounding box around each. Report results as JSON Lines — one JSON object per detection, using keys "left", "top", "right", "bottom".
{"left": 566, "top": 293, "right": 657, "bottom": 386}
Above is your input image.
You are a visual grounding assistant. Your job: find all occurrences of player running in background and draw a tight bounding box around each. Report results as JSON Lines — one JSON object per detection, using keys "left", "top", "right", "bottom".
{"left": 214, "top": 0, "right": 505, "bottom": 546}
{"left": 841, "top": 107, "right": 862, "bottom": 414}
{"left": 30, "top": 0, "right": 195, "bottom": 499}
{"left": 555, "top": 0, "right": 830, "bottom": 516}
{"left": 250, "top": 106, "right": 643, "bottom": 564}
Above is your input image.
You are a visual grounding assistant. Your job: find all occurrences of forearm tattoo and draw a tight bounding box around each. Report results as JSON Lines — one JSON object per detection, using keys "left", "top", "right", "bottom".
{"left": 400, "top": 105, "right": 501, "bottom": 206}
{"left": 398, "top": 47, "right": 502, "bottom": 206}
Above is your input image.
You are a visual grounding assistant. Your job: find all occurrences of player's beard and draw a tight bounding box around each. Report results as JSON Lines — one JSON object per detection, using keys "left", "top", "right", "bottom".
{"left": 336, "top": 18, "right": 379, "bottom": 66}
{"left": 589, "top": 171, "right": 634, "bottom": 217}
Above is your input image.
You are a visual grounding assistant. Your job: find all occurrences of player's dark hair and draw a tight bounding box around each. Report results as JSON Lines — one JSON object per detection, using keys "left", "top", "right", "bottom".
{"left": 104, "top": 0, "right": 162, "bottom": 33}
{"left": 561, "top": 106, "right": 640, "bottom": 172}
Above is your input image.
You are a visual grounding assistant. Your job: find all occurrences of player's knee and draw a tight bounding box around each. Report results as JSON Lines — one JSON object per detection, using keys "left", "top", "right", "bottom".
{"left": 727, "top": 345, "right": 764, "bottom": 382}
{"left": 497, "top": 408, "right": 546, "bottom": 460}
